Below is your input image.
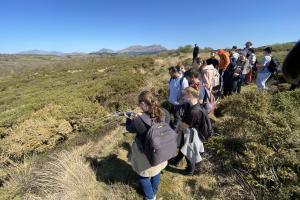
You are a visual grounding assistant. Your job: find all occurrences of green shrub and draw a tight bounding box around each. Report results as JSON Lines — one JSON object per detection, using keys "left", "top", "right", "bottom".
{"left": 208, "top": 89, "right": 300, "bottom": 199}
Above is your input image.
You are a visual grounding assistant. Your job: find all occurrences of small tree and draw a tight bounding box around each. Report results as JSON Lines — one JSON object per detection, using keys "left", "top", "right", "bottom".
{"left": 177, "top": 45, "right": 193, "bottom": 53}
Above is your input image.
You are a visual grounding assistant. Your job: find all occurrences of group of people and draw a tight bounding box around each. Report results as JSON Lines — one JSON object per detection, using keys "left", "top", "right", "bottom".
{"left": 193, "top": 42, "right": 277, "bottom": 95}
{"left": 123, "top": 41, "right": 278, "bottom": 200}
{"left": 126, "top": 87, "right": 210, "bottom": 200}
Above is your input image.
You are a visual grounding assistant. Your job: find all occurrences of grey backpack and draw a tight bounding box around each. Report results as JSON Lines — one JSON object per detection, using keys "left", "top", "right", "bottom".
{"left": 139, "top": 114, "right": 178, "bottom": 166}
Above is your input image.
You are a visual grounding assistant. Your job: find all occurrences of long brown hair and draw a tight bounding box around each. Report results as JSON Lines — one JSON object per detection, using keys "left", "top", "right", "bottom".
{"left": 138, "top": 91, "right": 164, "bottom": 123}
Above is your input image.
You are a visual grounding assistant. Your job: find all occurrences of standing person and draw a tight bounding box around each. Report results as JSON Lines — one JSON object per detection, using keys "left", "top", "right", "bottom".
{"left": 222, "top": 63, "right": 235, "bottom": 96}
{"left": 126, "top": 91, "right": 171, "bottom": 200}
{"left": 242, "top": 41, "right": 253, "bottom": 57}
{"left": 184, "top": 68, "right": 212, "bottom": 113}
{"left": 234, "top": 54, "right": 250, "bottom": 93}
{"left": 217, "top": 50, "right": 231, "bottom": 93}
{"left": 217, "top": 50, "right": 230, "bottom": 74}
{"left": 230, "top": 46, "right": 240, "bottom": 65}
{"left": 256, "top": 47, "right": 272, "bottom": 91}
{"left": 207, "top": 50, "right": 221, "bottom": 92}
{"left": 206, "top": 50, "right": 219, "bottom": 68}
{"left": 193, "top": 44, "right": 200, "bottom": 62}
{"left": 184, "top": 68, "right": 201, "bottom": 91}
{"left": 200, "top": 61, "right": 215, "bottom": 92}
{"left": 246, "top": 48, "right": 256, "bottom": 84}
{"left": 169, "top": 87, "right": 207, "bottom": 175}
{"left": 168, "top": 66, "right": 189, "bottom": 128}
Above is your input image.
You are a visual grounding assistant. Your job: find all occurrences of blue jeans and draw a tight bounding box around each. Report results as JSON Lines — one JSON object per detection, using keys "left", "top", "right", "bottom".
{"left": 139, "top": 173, "right": 160, "bottom": 200}
{"left": 256, "top": 72, "right": 271, "bottom": 91}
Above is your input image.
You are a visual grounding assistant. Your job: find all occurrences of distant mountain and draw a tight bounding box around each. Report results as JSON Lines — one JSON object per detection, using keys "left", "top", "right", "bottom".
{"left": 118, "top": 45, "right": 167, "bottom": 54}
{"left": 17, "top": 50, "right": 65, "bottom": 56}
{"left": 16, "top": 45, "right": 168, "bottom": 56}
{"left": 89, "top": 48, "right": 116, "bottom": 55}
{"left": 17, "top": 50, "right": 86, "bottom": 56}
{"left": 64, "top": 52, "right": 86, "bottom": 56}
{"left": 94, "top": 48, "right": 115, "bottom": 54}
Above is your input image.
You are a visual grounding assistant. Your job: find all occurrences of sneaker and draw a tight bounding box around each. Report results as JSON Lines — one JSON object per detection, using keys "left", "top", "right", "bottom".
{"left": 145, "top": 196, "right": 156, "bottom": 200}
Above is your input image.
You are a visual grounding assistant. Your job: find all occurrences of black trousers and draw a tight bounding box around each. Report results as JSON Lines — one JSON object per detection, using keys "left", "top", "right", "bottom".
{"left": 172, "top": 132, "right": 195, "bottom": 171}
{"left": 223, "top": 82, "right": 233, "bottom": 96}
{"left": 193, "top": 53, "right": 198, "bottom": 62}
{"left": 169, "top": 104, "right": 184, "bottom": 129}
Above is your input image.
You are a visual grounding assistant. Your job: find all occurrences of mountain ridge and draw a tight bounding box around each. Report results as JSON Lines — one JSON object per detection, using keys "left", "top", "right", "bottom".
{"left": 17, "top": 44, "right": 168, "bottom": 56}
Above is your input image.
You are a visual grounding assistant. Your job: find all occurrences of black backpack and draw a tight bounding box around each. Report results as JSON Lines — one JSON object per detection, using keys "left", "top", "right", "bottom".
{"left": 267, "top": 58, "right": 279, "bottom": 73}
{"left": 193, "top": 105, "right": 214, "bottom": 141}
{"left": 139, "top": 114, "right": 178, "bottom": 166}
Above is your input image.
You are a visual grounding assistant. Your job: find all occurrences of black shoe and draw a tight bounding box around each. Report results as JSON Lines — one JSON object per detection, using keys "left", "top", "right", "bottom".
{"left": 185, "top": 166, "right": 195, "bottom": 176}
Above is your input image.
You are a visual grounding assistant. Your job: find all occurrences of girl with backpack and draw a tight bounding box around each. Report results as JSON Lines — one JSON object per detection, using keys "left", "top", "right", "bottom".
{"left": 169, "top": 87, "right": 211, "bottom": 175}
{"left": 126, "top": 91, "right": 172, "bottom": 200}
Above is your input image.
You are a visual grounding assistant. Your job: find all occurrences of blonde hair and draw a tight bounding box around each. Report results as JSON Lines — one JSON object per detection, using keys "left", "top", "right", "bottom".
{"left": 184, "top": 87, "right": 199, "bottom": 98}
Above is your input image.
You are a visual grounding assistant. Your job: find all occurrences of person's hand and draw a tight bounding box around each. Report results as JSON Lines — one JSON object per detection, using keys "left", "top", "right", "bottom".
{"left": 135, "top": 112, "right": 143, "bottom": 117}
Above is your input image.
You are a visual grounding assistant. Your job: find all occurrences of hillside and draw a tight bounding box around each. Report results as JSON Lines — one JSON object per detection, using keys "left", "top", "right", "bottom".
{"left": 118, "top": 45, "right": 168, "bottom": 55}
{"left": 11, "top": 45, "right": 168, "bottom": 56}
{"left": 0, "top": 50, "right": 299, "bottom": 200}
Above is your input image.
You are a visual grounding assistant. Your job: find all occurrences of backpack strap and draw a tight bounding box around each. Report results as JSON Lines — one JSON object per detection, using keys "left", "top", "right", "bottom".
{"left": 203, "top": 87, "right": 210, "bottom": 103}
{"left": 179, "top": 76, "right": 184, "bottom": 87}
{"left": 169, "top": 76, "right": 184, "bottom": 87}
{"left": 138, "top": 113, "right": 153, "bottom": 127}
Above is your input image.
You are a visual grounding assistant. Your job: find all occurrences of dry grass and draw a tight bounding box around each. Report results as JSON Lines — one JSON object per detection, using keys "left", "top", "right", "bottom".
{"left": 1, "top": 125, "right": 141, "bottom": 200}
{"left": 1, "top": 51, "right": 295, "bottom": 200}
{"left": 29, "top": 144, "right": 103, "bottom": 200}
{"left": 2, "top": 155, "right": 38, "bottom": 196}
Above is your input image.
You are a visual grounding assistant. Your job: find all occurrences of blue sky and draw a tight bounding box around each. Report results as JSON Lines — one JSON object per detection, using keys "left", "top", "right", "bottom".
{"left": 0, "top": 0, "right": 299, "bottom": 53}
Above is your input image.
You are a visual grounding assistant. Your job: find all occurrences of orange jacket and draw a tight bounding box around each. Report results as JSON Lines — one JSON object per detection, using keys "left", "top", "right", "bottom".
{"left": 218, "top": 50, "right": 230, "bottom": 70}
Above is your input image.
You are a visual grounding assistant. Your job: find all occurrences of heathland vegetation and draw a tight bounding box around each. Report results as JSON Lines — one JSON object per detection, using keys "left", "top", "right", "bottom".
{"left": 0, "top": 42, "right": 299, "bottom": 199}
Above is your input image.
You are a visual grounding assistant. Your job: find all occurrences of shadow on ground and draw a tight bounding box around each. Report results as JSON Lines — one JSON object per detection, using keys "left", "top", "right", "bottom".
{"left": 85, "top": 154, "right": 142, "bottom": 194}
